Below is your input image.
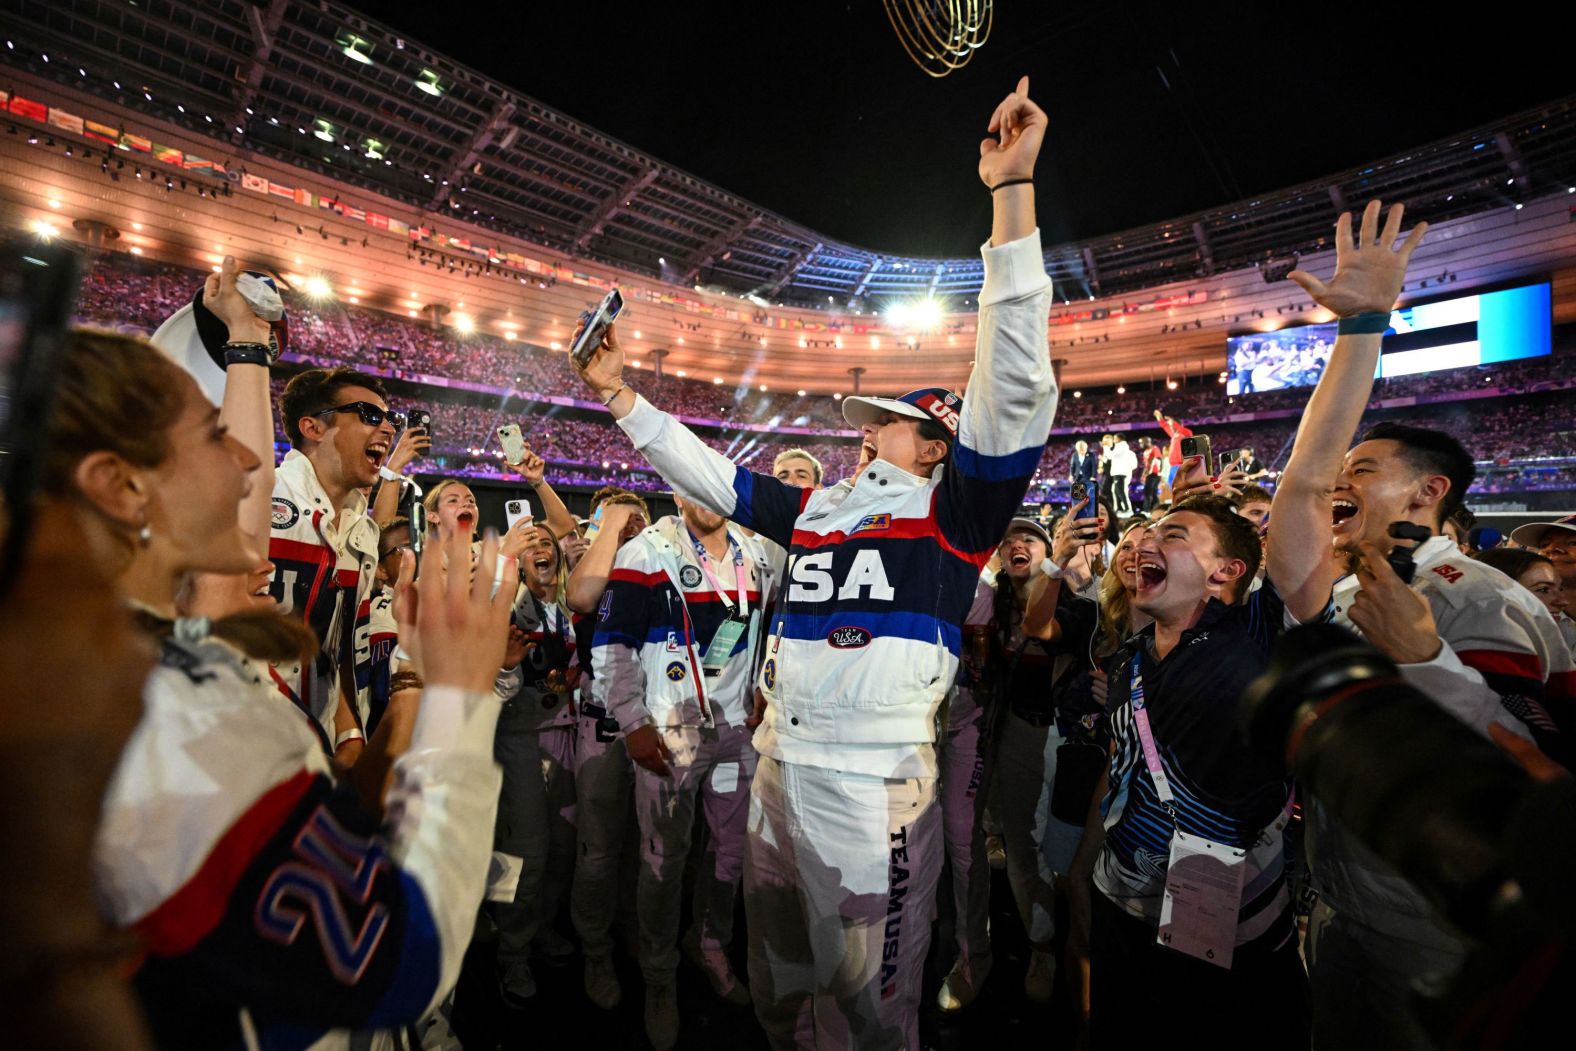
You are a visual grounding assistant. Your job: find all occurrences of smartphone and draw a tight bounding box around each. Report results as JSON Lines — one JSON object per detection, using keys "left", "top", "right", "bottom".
{"left": 569, "top": 288, "right": 624, "bottom": 369}
{"left": 1069, "top": 481, "right": 1088, "bottom": 505}
{"left": 505, "top": 498, "right": 534, "bottom": 531}
{"left": 408, "top": 407, "right": 432, "bottom": 441}
{"left": 496, "top": 423, "right": 526, "bottom": 464}
{"left": 1218, "top": 451, "right": 1238, "bottom": 476}
{"left": 1179, "top": 434, "right": 1212, "bottom": 468}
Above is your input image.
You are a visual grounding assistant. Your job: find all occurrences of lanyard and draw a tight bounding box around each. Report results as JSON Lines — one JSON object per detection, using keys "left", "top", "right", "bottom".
{"left": 688, "top": 529, "right": 749, "bottom": 621}
{"left": 1130, "top": 651, "right": 1295, "bottom": 827}
{"left": 1128, "top": 652, "right": 1176, "bottom": 813}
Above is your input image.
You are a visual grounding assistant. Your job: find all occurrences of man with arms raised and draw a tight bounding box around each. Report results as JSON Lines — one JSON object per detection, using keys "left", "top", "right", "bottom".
{"left": 1277, "top": 203, "right": 1574, "bottom": 1049}
{"left": 575, "top": 76, "right": 1055, "bottom": 1048}
{"left": 1067, "top": 200, "right": 1428, "bottom": 1043}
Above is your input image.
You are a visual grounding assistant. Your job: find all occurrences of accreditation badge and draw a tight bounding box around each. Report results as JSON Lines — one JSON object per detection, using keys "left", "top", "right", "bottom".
{"left": 1156, "top": 830, "right": 1247, "bottom": 969}
{"left": 702, "top": 617, "right": 746, "bottom": 670}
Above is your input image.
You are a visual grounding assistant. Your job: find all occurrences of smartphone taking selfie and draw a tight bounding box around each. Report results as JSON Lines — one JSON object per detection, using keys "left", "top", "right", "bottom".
{"left": 569, "top": 288, "right": 624, "bottom": 369}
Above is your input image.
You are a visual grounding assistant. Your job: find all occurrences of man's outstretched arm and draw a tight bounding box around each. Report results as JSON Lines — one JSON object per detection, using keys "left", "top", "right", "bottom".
{"left": 1269, "top": 200, "right": 1427, "bottom": 621}
{"left": 939, "top": 76, "right": 1057, "bottom": 560}
{"left": 573, "top": 331, "right": 808, "bottom": 549}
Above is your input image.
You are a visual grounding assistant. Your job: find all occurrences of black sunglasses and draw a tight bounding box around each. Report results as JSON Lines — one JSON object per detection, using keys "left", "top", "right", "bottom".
{"left": 311, "top": 401, "right": 405, "bottom": 429}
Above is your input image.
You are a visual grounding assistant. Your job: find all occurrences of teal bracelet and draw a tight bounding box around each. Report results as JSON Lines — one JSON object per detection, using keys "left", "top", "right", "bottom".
{"left": 1337, "top": 312, "right": 1391, "bottom": 335}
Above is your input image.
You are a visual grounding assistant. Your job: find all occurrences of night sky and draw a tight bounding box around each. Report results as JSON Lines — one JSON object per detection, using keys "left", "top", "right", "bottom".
{"left": 378, "top": 1, "right": 1570, "bottom": 257}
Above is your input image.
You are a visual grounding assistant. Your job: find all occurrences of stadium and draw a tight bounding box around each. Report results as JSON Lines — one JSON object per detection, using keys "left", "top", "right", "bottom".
{"left": 3, "top": 2, "right": 1575, "bottom": 1049}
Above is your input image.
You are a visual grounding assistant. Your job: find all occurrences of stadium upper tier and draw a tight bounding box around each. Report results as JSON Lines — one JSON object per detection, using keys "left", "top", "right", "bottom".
{"left": 4, "top": 0, "right": 1576, "bottom": 307}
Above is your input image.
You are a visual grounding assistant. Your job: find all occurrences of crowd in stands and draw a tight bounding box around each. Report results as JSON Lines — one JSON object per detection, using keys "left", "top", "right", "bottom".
{"left": 75, "top": 252, "right": 1575, "bottom": 456}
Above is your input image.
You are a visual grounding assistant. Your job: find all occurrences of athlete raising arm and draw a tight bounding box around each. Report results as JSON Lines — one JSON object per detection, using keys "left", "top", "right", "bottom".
{"left": 573, "top": 75, "right": 1056, "bottom": 1049}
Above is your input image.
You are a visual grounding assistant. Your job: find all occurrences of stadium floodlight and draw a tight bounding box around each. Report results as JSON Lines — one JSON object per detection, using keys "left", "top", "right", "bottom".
{"left": 302, "top": 275, "right": 334, "bottom": 300}
{"left": 885, "top": 297, "right": 944, "bottom": 331}
{"left": 1116, "top": 385, "right": 1126, "bottom": 394}
{"left": 453, "top": 313, "right": 475, "bottom": 334}
{"left": 29, "top": 218, "right": 59, "bottom": 241}
{"left": 415, "top": 70, "right": 444, "bottom": 97}
{"left": 313, "top": 119, "right": 335, "bottom": 143}
{"left": 340, "top": 34, "right": 373, "bottom": 65}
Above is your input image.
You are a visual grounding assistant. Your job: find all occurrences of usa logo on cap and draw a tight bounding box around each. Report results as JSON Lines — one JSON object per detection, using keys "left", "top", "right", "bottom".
{"left": 902, "top": 388, "right": 962, "bottom": 439}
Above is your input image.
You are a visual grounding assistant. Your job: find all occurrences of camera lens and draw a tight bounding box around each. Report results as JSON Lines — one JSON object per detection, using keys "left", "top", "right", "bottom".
{"left": 1243, "top": 624, "right": 1528, "bottom": 938}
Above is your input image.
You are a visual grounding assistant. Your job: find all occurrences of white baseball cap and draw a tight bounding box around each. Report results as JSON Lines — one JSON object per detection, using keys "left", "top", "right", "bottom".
{"left": 149, "top": 270, "right": 288, "bottom": 406}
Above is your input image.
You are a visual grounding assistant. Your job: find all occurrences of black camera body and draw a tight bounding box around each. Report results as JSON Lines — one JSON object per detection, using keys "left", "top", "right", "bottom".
{"left": 1243, "top": 624, "right": 1576, "bottom": 1045}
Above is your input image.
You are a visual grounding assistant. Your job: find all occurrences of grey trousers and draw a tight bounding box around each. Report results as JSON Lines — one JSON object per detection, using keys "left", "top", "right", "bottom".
{"left": 938, "top": 709, "right": 992, "bottom": 981}
{"left": 744, "top": 755, "right": 941, "bottom": 1051}
{"left": 632, "top": 722, "right": 756, "bottom": 982}
{"left": 493, "top": 718, "right": 576, "bottom": 979}
{"left": 570, "top": 706, "right": 635, "bottom": 958}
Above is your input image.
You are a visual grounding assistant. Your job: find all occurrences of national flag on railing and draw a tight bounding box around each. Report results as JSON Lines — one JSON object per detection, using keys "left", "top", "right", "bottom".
{"left": 46, "top": 108, "right": 84, "bottom": 135}
{"left": 7, "top": 95, "right": 46, "bottom": 122}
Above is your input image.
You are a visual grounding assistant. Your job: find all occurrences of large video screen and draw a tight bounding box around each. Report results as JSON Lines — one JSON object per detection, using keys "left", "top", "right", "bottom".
{"left": 1225, "top": 283, "right": 1551, "bottom": 396}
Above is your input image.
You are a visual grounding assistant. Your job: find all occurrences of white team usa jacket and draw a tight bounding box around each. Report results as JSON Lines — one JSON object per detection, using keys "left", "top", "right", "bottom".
{"left": 614, "top": 230, "right": 1057, "bottom": 760}
{"left": 267, "top": 451, "right": 381, "bottom": 747}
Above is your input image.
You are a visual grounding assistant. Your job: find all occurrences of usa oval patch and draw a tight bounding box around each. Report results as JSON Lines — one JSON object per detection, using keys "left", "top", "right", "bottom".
{"left": 826, "top": 625, "right": 872, "bottom": 649}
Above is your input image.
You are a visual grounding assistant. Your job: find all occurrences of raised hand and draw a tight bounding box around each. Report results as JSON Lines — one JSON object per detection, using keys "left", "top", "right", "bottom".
{"left": 511, "top": 444, "right": 547, "bottom": 483}
{"left": 1287, "top": 200, "right": 1427, "bottom": 319}
{"left": 388, "top": 425, "right": 430, "bottom": 473}
{"left": 1052, "top": 497, "right": 1104, "bottom": 566}
{"left": 1170, "top": 455, "right": 1214, "bottom": 502}
{"left": 414, "top": 527, "right": 516, "bottom": 692}
{"left": 202, "top": 255, "right": 273, "bottom": 344}
{"left": 978, "top": 76, "right": 1046, "bottom": 190}
{"left": 499, "top": 517, "right": 538, "bottom": 563}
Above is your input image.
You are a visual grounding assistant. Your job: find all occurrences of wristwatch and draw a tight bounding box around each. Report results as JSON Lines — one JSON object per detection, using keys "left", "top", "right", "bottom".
{"left": 222, "top": 339, "right": 277, "bottom": 368}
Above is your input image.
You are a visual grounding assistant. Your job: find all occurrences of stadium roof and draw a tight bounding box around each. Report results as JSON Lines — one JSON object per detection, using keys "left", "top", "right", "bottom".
{"left": 4, "top": 0, "right": 1576, "bottom": 310}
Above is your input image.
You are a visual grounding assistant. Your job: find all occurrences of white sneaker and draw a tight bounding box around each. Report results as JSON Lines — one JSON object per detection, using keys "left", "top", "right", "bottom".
{"left": 1024, "top": 948, "right": 1056, "bottom": 1004}
{"left": 645, "top": 980, "right": 680, "bottom": 1051}
{"left": 583, "top": 953, "right": 621, "bottom": 1010}
{"left": 936, "top": 954, "right": 992, "bottom": 1012}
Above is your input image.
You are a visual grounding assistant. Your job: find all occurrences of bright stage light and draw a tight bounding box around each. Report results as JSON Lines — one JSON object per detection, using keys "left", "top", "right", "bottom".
{"left": 313, "top": 119, "right": 335, "bottom": 142}
{"left": 885, "top": 298, "right": 943, "bottom": 331}
{"left": 453, "top": 313, "right": 475, "bottom": 334}
{"left": 340, "top": 35, "right": 373, "bottom": 64}
{"left": 415, "top": 70, "right": 444, "bottom": 97}
{"left": 29, "top": 218, "right": 59, "bottom": 241}
{"left": 302, "top": 275, "right": 334, "bottom": 300}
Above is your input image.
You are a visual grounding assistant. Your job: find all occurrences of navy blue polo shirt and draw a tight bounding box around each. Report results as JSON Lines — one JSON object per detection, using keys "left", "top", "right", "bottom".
{"left": 1094, "top": 581, "right": 1320, "bottom": 949}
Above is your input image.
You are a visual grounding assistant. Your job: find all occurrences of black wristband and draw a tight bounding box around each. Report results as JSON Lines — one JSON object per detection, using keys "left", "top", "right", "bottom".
{"left": 222, "top": 342, "right": 271, "bottom": 368}
{"left": 1336, "top": 312, "right": 1391, "bottom": 336}
{"left": 991, "top": 177, "right": 1033, "bottom": 192}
